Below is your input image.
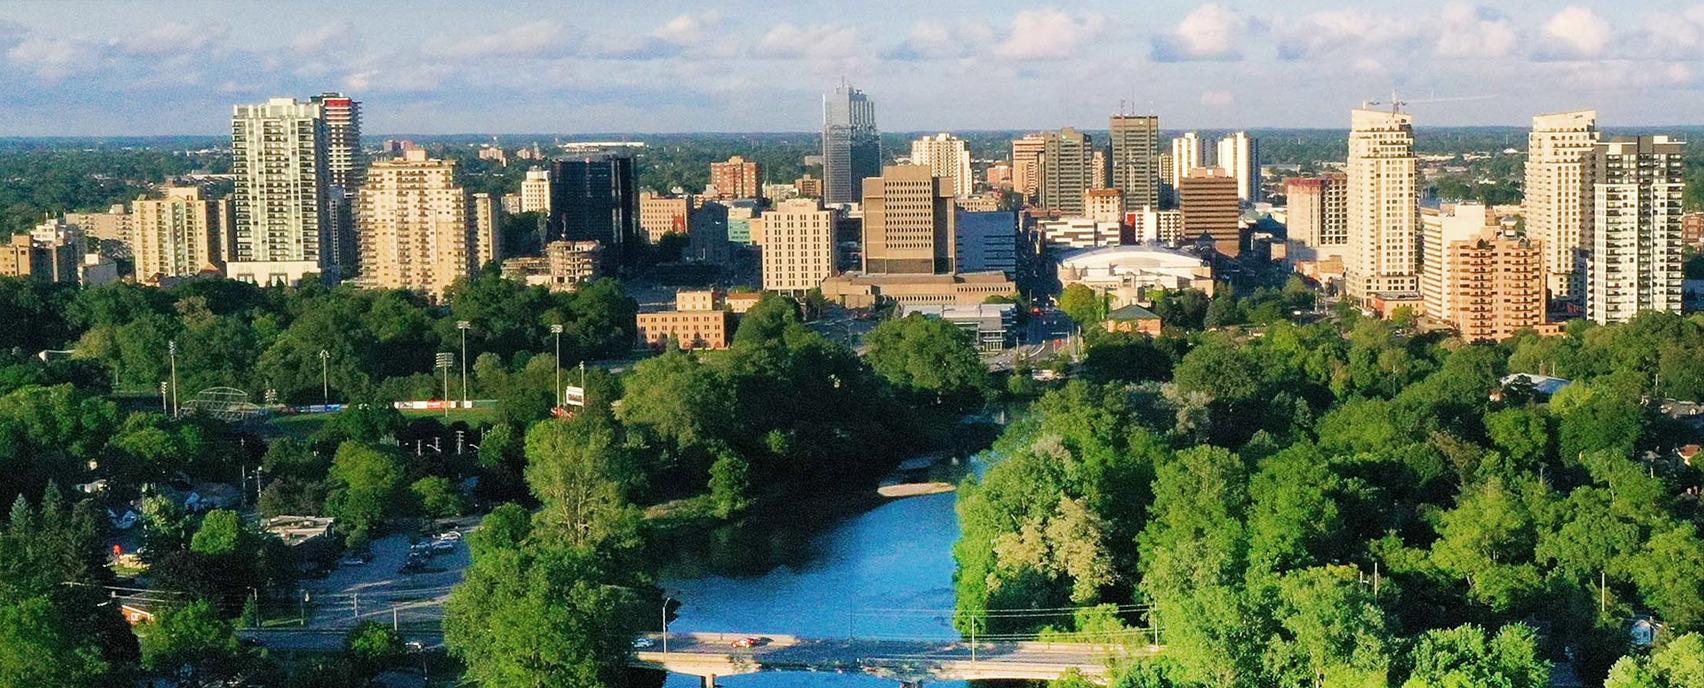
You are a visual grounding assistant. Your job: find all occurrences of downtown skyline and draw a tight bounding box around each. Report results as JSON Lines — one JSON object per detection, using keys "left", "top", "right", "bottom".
{"left": 1, "top": 1, "right": 1703, "bottom": 135}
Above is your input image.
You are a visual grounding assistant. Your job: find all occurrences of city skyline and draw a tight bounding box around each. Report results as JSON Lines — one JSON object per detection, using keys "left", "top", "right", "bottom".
{"left": 3, "top": 1, "right": 1703, "bottom": 136}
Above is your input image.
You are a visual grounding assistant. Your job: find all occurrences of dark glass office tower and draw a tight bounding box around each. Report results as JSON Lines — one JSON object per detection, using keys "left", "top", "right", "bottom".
{"left": 548, "top": 154, "right": 637, "bottom": 264}
{"left": 822, "top": 83, "right": 879, "bottom": 205}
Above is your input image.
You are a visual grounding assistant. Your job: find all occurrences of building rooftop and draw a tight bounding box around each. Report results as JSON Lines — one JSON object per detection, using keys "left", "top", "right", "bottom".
{"left": 1107, "top": 304, "right": 1161, "bottom": 321}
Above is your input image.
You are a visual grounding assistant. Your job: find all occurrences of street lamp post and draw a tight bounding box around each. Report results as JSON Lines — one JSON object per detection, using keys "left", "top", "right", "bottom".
{"left": 318, "top": 349, "right": 330, "bottom": 407}
{"left": 167, "top": 339, "right": 179, "bottom": 416}
{"left": 550, "top": 324, "right": 563, "bottom": 406}
{"left": 662, "top": 595, "right": 673, "bottom": 654}
{"left": 456, "top": 321, "right": 471, "bottom": 409}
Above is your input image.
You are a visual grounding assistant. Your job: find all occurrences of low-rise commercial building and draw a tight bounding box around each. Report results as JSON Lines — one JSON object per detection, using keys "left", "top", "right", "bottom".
{"left": 819, "top": 271, "right": 1016, "bottom": 308}
{"left": 636, "top": 290, "right": 735, "bottom": 350}
{"left": 1104, "top": 304, "right": 1163, "bottom": 336}
{"left": 898, "top": 303, "right": 1017, "bottom": 350}
{"left": 1055, "top": 245, "right": 1214, "bottom": 305}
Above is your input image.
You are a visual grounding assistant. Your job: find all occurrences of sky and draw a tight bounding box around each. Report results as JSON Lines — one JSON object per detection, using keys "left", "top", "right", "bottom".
{"left": 1, "top": 0, "right": 1701, "bottom": 136}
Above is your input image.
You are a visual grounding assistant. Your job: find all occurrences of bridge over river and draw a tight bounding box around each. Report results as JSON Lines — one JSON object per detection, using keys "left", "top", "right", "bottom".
{"left": 632, "top": 632, "right": 1160, "bottom": 687}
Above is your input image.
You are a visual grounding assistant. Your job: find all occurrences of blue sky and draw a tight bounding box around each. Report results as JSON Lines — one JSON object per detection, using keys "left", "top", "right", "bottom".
{"left": 1, "top": 1, "right": 1700, "bottom": 135}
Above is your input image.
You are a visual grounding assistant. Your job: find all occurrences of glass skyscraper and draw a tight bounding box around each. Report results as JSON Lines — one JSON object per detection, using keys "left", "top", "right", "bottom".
{"left": 822, "top": 83, "right": 880, "bottom": 205}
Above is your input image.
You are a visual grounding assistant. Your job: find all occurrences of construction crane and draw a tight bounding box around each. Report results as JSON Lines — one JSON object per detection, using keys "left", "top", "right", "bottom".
{"left": 1363, "top": 89, "right": 1496, "bottom": 113}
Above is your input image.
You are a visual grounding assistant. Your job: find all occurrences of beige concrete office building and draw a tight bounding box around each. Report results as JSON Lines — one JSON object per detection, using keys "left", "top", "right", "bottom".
{"left": 760, "top": 198, "right": 838, "bottom": 294}
{"left": 1083, "top": 188, "right": 1125, "bottom": 225}
{"left": 354, "top": 150, "right": 473, "bottom": 299}
{"left": 639, "top": 192, "right": 690, "bottom": 244}
{"left": 1345, "top": 108, "right": 1420, "bottom": 301}
{"left": 131, "top": 186, "right": 225, "bottom": 282}
{"left": 1526, "top": 110, "right": 1599, "bottom": 302}
{"left": 862, "top": 165, "right": 956, "bottom": 274}
{"left": 520, "top": 168, "right": 552, "bottom": 214}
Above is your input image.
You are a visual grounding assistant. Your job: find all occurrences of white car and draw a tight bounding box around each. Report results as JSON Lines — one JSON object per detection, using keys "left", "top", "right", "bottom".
{"left": 436, "top": 531, "right": 463, "bottom": 541}
{"left": 632, "top": 637, "right": 656, "bottom": 649}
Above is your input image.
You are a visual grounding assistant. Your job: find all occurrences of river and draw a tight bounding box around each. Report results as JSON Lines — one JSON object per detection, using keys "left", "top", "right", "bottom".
{"left": 658, "top": 490, "right": 971, "bottom": 688}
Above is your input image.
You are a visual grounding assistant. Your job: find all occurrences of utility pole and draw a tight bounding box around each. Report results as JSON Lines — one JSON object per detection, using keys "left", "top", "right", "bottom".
{"left": 318, "top": 349, "right": 330, "bottom": 407}
{"left": 551, "top": 324, "right": 563, "bottom": 406}
{"left": 167, "top": 339, "right": 179, "bottom": 416}
{"left": 456, "top": 321, "right": 471, "bottom": 408}
{"left": 435, "top": 352, "right": 454, "bottom": 418}
{"left": 1600, "top": 571, "right": 1607, "bottom": 614}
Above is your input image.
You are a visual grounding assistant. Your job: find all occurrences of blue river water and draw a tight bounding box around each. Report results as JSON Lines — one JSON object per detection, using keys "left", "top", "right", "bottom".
{"left": 659, "top": 490, "right": 970, "bottom": 688}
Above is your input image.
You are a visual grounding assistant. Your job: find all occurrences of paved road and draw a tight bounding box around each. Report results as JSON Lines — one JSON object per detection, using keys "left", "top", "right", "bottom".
{"left": 248, "top": 523, "right": 475, "bottom": 650}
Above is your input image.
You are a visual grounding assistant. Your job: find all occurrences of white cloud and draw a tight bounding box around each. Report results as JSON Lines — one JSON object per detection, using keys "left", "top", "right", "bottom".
{"left": 1665, "top": 63, "right": 1694, "bottom": 85}
{"left": 291, "top": 22, "right": 353, "bottom": 54}
{"left": 1200, "top": 90, "right": 1234, "bottom": 107}
{"left": 995, "top": 9, "right": 1105, "bottom": 60}
{"left": 891, "top": 21, "right": 962, "bottom": 60}
{"left": 424, "top": 21, "right": 569, "bottom": 59}
{"left": 1435, "top": 3, "right": 1517, "bottom": 58}
{"left": 1152, "top": 4, "right": 1248, "bottom": 62}
{"left": 655, "top": 12, "right": 721, "bottom": 47}
{"left": 1639, "top": 6, "right": 1704, "bottom": 59}
{"left": 117, "top": 22, "right": 228, "bottom": 56}
{"left": 1353, "top": 58, "right": 1386, "bottom": 76}
{"left": 6, "top": 35, "right": 91, "bottom": 78}
{"left": 753, "top": 23, "right": 861, "bottom": 59}
{"left": 1275, "top": 9, "right": 1416, "bottom": 60}
{"left": 1542, "top": 6, "right": 1610, "bottom": 58}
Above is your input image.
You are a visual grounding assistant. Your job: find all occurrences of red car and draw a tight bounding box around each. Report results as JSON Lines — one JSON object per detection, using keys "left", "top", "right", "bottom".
{"left": 731, "top": 636, "right": 767, "bottom": 649}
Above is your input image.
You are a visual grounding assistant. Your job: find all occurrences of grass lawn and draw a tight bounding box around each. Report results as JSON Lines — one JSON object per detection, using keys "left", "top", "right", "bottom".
{"left": 261, "top": 407, "right": 499, "bottom": 439}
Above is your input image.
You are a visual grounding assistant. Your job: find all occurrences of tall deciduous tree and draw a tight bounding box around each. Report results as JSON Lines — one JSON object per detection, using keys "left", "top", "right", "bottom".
{"left": 523, "top": 417, "right": 640, "bottom": 551}
{"left": 865, "top": 314, "right": 988, "bottom": 412}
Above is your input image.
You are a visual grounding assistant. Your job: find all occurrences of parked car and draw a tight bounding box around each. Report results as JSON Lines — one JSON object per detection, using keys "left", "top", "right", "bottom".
{"left": 436, "top": 531, "right": 462, "bottom": 542}
{"left": 632, "top": 638, "right": 656, "bottom": 649}
{"left": 731, "top": 636, "right": 767, "bottom": 649}
{"left": 431, "top": 540, "right": 455, "bottom": 553}
{"left": 338, "top": 555, "right": 369, "bottom": 566}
